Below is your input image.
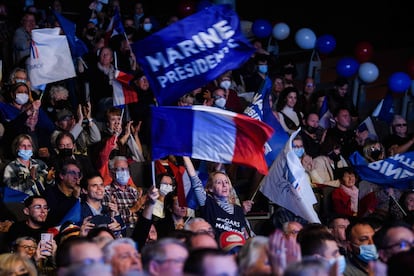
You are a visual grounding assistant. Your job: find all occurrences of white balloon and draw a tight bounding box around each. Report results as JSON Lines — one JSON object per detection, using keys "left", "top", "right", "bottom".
{"left": 358, "top": 62, "right": 379, "bottom": 83}
{"left": 272, "top": 22, "right": 290, "bottom": 40}
{"left": 295, "top": 28, "right": 316, "bottom": 50}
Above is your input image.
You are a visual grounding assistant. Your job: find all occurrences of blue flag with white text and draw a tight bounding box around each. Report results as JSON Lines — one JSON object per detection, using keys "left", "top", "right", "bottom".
{"left": 132, "top": 4, "right": 255, "bottom": 105}
{"left": 349, "top": 151, "right": 414, "bottom": 189}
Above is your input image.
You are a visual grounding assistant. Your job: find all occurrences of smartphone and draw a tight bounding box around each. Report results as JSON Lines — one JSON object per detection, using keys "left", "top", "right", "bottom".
{"left": 40, "top": 233, "right": 53, "bottom": 254}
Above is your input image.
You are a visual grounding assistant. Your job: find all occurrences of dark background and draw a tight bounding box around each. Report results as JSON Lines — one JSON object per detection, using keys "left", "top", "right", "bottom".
{"left": 6, "top": 0, "right": 413, "bottom": 56}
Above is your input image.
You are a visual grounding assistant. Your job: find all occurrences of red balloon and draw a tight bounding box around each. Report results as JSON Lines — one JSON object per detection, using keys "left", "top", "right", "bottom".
{"left": 407, "top": 57, "right": 414, "bottom": 79}
{"left": 354, "top": 41, "right": 373, "bottom": 63}
{"left": 177, "top": 0, "right": 196, "bottom": 18}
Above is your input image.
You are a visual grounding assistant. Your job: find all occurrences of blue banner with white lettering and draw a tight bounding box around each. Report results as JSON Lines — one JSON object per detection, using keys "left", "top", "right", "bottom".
{"left": 349, "top": 151, "right": 414, "bottom": 189}
{"left": 131, "top": 4, "right": 255, "bottom": 105}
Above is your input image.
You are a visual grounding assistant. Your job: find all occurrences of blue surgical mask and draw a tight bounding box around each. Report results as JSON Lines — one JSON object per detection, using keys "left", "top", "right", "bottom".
{"left": 116, "top": 170, "right": 130, "bottom": 185}
{"left": 258, "top": 64, "right": 268, "bottom": 74}
{"left": 143, "top": 23, "right": 152, "bottom": 32}
{"left": 18, "top": 149, "right": 33, "bottom": 160}
{"left": 293, "top": 147, "right": 305, "bottom": 158}
{"left": 358, "top": 244, "right": 378, "bottom": 262}
{"left": 328, "top": 255, "right": 346, "bottom": 275}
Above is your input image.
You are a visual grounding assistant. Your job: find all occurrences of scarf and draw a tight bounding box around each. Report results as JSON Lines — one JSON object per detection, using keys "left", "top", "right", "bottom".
{"left": 341, "top": 184, "right": 359, "bottom": 213}
{"left": 97, "top": 62, "right": 115, "bottom": 85}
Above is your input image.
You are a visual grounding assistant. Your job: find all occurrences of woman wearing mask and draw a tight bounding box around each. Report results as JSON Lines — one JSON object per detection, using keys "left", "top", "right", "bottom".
{"left": 0, "top": 82, "right": 55, "bottom": 136}
{"left": 3, "top": 134, "right": 53, "bottom": 195}
{"left": 152, "top": 172, "right": 176, "bottom": 221}
{"left": 213, "top": 72, "right": 244, "bottom": 113}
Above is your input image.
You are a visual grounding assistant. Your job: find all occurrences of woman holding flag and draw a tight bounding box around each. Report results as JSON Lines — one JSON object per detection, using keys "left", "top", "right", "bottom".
{"left": 183, "top": 156, "right": 254, "bottom": 242}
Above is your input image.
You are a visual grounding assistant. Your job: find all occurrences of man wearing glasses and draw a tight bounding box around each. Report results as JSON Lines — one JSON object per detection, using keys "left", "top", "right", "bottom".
{"left": 42, "top": 159, "right": 83, "bottom": 228}
{"left": 374, "top": 221, "right": 414, "bottom": 263}
{"left": 5, "top": 195, "right": 50, "bottom": 250}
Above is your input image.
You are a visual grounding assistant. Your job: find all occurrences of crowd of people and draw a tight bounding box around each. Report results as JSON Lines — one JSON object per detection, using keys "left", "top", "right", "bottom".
{"left": 0, "top": 0, "right": 413, "bottom": 275}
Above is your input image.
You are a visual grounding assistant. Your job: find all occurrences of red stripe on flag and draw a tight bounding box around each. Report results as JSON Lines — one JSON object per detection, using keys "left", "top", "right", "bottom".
{"left": 232, "top": 114, "right": 273, "bottom": 175}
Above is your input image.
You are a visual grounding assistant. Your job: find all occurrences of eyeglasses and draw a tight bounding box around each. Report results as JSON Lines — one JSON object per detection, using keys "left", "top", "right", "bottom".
{"left": 65, "top": 170, "right": 82, "bottom": 178}
{"left": 114, "top": 167, "right": 129, "bottom": 172}
{"left": 30, "top": 205, "right": 50, "bottom": 211}
{"left": 19, "top": 245, "right": 37, "bottom": 251}
{"left": 394, "top": 123, "right": 407, "bottom": 127}
{"left": 155, "top": 257, "right": 186, "bottom": 264}
{"left": 195, "top": 229, "right": 215, "bottom": 236}
{"left": 305, "top": 84, "right": 315, "bottom": 88}
{"left": 385, "top": 240, "right": 414, "bottom": 250}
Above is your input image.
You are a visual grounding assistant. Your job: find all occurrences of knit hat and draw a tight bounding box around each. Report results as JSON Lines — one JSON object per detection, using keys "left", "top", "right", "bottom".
{"left": 219, "top": 231, "right": 246, "bottom": 252}
{"left": 56, "top": 221, "right": 81, "bottom": 244}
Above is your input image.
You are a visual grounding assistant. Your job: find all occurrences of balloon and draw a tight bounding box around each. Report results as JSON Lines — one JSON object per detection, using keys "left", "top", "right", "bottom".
{"left": 358, "top": 62, "right": 379, "bottom": 83}
{"left": 252, "top": 19, "right": 272, "bottom": 38}
{"left": 177, "top": 0, "right": 196, "bottom": 18}
{"left": 388, "top": 72, "right": 411, "bottom": 93}
{"left": 295, "top": 28, "right": 316, "bottom": 50}
{"left": 407, "top": 57, "right": 414, "bottom": 79}
{"left": 354, "top": 41, "right": 373, "bottom": 63}
{"left": 197, "top": 0, "right": 213, "bottom": 11}
{"left": 315, "top": 34, "right": 336, "bottom": 55}
{"left": 272, "top": 22, "right": 290, "bottom": 40}
{"left": 336, "top": 57, "right": 359, "bottom": 78}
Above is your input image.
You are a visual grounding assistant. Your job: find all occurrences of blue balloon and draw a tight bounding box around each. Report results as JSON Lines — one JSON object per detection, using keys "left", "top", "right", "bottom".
{"left": 336, "top": 57, "right": 359, "bottom": 78}
{"left": 252, "top": 19, "right": 272, "bottom": 38}
{"left": 315, "top": 34, "right": 336, "bottom": 55}
{"left": 358, "top": 62, "right": 379, "bottom": 83}
{"left": 388, "top": 72, "right": 411, "bottom": 93}
{"left": 295, "top": 28, "right": 316, "bottom": 50}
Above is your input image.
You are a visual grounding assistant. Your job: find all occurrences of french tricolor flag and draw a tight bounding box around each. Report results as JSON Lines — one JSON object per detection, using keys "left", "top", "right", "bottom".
{"left": 151, "top": 105, "right": 274, "bottom": 175}
{"left": 113, "top": 70, "right": 138, "bottom": 107}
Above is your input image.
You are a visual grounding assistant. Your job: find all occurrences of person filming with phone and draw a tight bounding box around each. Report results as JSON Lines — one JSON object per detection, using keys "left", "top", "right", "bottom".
{"left": 79, "top": 172, "right": 125, "bottom": 238}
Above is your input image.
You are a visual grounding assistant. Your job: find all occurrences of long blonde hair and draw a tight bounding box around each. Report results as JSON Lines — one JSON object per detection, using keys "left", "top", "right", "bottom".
{"left": 0, "top": 253, "right": 37, "bottom": 276}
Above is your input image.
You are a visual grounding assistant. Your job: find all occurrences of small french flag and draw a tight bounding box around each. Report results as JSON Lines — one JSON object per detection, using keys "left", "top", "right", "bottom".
{"left": 113, "top": 70, "right": 138, "bottom": 107}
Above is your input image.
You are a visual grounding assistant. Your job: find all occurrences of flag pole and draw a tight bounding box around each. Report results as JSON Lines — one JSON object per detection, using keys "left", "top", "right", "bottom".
{"left": 249, "top": 78, "right": 268, "bottom": 202}
{"left": 388, "top": 190, "right": 407, "bottom": 216}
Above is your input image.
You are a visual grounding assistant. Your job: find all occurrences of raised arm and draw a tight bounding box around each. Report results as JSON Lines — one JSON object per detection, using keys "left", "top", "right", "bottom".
{"left": 183, "top": 156, "right": 206, "bottom": 206}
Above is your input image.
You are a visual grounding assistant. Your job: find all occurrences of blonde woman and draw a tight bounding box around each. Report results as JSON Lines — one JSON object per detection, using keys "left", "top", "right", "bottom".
{"left": 0, "top": 252, "right": 37, "bottom": 276}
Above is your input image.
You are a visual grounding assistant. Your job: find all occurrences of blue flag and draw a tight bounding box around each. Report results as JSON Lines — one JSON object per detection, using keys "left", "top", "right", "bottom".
{"left": 53, "top": 11, "right": 89, "bottom": 58}
{"left": 371, "top": 92, "right": 394, "bottom": 124}
{"left": 1, "top": 187, "right": 29, "bottom": 203}
{"left": 318, "top": 95, "right": 333, "bottom": 129}
{"left": 349, "top": 151, "right": 414, "bottom": 189}
{"left": 132, "top": 4, "right": 255, "bottom": 105}
{"left": 59, "top": 199, "right": 81, "bottom": 225}
{"left": 243, "top": 77, "right": 289, "bottom": 167}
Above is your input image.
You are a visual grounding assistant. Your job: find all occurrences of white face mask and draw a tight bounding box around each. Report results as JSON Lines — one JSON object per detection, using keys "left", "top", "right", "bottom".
{"left": 159, "top": 183, "right": 173, "bottom": 196}
{"left": 220, "top": 80, "right": 231, "bottom": 90}
{"left": 15, "top": 93, "right": 29, "bottom": 105}
{"left": 214, "top": 97, "right": 226, "bottom": 108}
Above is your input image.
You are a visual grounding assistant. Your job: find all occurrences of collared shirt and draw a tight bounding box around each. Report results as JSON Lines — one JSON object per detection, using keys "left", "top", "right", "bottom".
{"left": 3, "top": 158, "right": 52, "bottom": 195}
{"left": 102, "top": 182, "right": 139, "bottom": 228}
